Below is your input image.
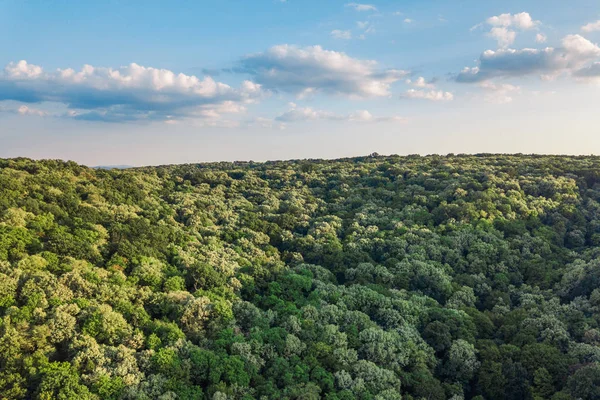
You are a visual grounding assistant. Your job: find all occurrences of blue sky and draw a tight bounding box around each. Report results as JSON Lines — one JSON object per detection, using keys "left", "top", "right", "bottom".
{"left": 2, "top": 0, "right": 600, "bottom": 165}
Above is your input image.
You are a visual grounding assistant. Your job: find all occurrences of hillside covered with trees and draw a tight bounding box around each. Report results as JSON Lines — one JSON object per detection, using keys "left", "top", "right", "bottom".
{"left": 1, "top": 154, "right": 600, "bottom": 400}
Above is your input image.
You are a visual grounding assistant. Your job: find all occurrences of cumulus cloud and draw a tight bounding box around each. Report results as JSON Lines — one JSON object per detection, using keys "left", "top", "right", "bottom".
{"left": 573, "top": 62, "right": 600, "bottom": 82}
{"left": 331, "top": 30, "right": 352, "bottom": 39}
{"left": 478, "top": 81, "right": 521, "bottom": 104}
{"left": 17, "top": 105, "right": 49, "bottom": 117}
{"left": 456, "top": 34, "right": 600, "bottom": 82}
{"left": 582, "top": 20, "right": 600, "bottom": 33}
{"left": 0, "top": 103, "right": 50, "bottom": 117}
{"left": 486, "top": 12, "right": 539, "bottom": 30}
{"left": 275, "top": 103, "right": 404, "bottom": 123}
{"left": 239, "top": 45, "right": 408, "bottom": 98}
{"left": 347, "top": 109, "right": 406, "bottom": 122}
{"left": 535, "top": 33, "right": 547, "bottom": 43}
{"left": 276, "top": 106, "right": 337, "bottom": 122}
{"left": 403, "top": 89, "right": 453, "bottom": 101}
{"left": 489, "top": 27, "right": 517, "bottom": 48}
{"left": 405, "top": 76, "right": 436, "bottom": 88}
{"left": 345, "top": 3, "right": 377, "bottom": 12}
{"left": 476, "top": 12, "right": 540, "bottom": 47}
{"left": 0, "top": 60, "right": 263, "bottom": 122}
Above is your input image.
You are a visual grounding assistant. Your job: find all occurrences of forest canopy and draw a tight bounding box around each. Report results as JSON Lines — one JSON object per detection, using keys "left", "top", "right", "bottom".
{"left": 1, "top": 154, "right": 600, "bottom": 399}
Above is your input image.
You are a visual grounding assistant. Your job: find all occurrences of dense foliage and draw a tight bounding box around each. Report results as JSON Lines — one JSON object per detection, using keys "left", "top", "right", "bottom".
{"left": 1, "top": 154, "right": 600, "bottom": 399}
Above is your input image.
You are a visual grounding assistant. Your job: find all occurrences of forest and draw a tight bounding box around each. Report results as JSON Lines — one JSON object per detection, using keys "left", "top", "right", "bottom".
{"left": 1, "top": 154, "right": 600, "bottom": 400}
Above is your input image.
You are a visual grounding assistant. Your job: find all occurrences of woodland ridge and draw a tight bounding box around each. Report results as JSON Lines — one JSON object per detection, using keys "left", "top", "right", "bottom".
{"left": 1, "top": 154, "right": 599, "bottom": 399}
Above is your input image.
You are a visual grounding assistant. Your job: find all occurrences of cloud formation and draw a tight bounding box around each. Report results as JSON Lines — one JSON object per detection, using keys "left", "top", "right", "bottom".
{"left": 487, "top": 12, "right": 539, "bottom": 30}
{"left": 535, "top": 33, "right": 547, "bottom": 43}
{"left": 402, "top": 76, "right": 453, "bottom": 101}
{"left": 573, "top": 62, "right": 600, "bottom": 82}
{"left": 456, "top": 34, "right": 600, "bottom": 82}
{"left": 403, "top": 89, "right": 454, "bottom": 101}
{"left": 0, "top": 60, "right": 263, "bottom": 122}
{"left": 331, "top": 30, "right": 352, "bottom": 39}
{"left": 250, "top": 116, "right": 287, "bottom": 130}
{"left": 405, "top": 76, "right": 436, "bottom": 88}
{"left": 582, "top": 20, "right": 600, "bottom": 33}
{"left": 0, "top": 103, "right": 50, "bottom": 117}
{"left": 356, "top": 21, "right": 375, "bottom": 39}
{"left": 489, "top": 27, "right": 517, "bottom": 48}
{"left": 239, "top": 45, "right": 408, "bottom": 98}
{"left": 345, "top": 3, "right": 377, "bottom": 12}
{"left": 476, "top": 12, "right": 540, "bottom": 47}
{"left": 478, "top": 81, "right": 521, "bottom": 104}
{"left": 17, "top": 105, "right": 49, "bottom": 117}
{"left": 275, "top": 103, "right": 404, "bottom": 123}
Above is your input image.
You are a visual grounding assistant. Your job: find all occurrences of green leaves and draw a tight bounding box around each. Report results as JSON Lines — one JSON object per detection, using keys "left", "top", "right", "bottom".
{"left": 2, "top": 155, "right": 600, "bottom": 399}
{"left": 36, "top": 362, "right": 96, "bottom": 400}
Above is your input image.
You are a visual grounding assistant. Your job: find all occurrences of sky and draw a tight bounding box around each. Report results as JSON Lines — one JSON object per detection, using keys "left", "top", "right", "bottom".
{"left": 1, "top": 0, "right": 600, "bottom": 166}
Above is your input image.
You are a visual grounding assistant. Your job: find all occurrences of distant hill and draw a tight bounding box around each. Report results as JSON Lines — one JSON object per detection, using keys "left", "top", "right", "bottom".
{"left": 92, "top": 164, "right": 133, "bottom": 170}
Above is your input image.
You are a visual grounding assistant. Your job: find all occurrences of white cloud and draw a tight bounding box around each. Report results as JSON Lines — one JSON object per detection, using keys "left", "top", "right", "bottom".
{"left": 488, "top": 27, "right": 517, "bottom": 48}
{"left": 457, "top": 34, "right": 600, "bottom": 82}
{"left": 348, "top": 109, "right": 405, "bottom": 122}
{"left": 403, "top": 89, "right": 454, "bottom": 101}
{"left": 404, "top": 18, "right": 413, "bottom": 24}
{"left": 478, "top": 81, "right": 521, "bottom": 104}
{"left": 275, "top": 104, "right": 404, "bottom": 123}
{"left": 405, "top": 76, "right": 436, "bottom": 88}
{"left": 562, "top": 34, "right": 600, "bottom": 59}
{"left": 17, "top": 105, "right": 49, "bottom": 117}
{"left": 189, "top": 101, "right": 247, "bottom": 119}
{"left": 582, "top": 20, "right": 600, "bottom": 33}
{"left": 5, "top": 60, "right": 44, "bottom": 79}
{"left": 364, "top": 25, "right": 375, "bottom": 34}
{"left": 345, "top": 3, "right": 377, "bottom": 11}
{"left": 478, "top": 12, "right": 540, "bottom": 48}
{"left": 0, "top": 60, "right": 263, "bottom": 122}
{"left": 296, "top": 87, "right": 317, "bottom": 100}
{"left": 276, "top": 106, "right": 336, "bottom": 122}
{"left": 331, "top": 30, "right": 352, "bottom": 39}
{"left": 348, "top": 110, "right": 375, "bottom": 121}
{"left": 535, "top": 33, "right": 547, "bottom": 43}
{"left": 356, "top": 21, "right": 375, "bottom": 37}
{"left": 486, "top": 12, "right": 539, "bottom": 30}
{"left": 0, "top": 103, "right": 51, "bottom": 117}
{"left": 239, "top": 45, "right": 409, "bottom": 98}
{"left": 247, "top": 116, "right": 286, "bottom": 130}
{"left": 573, "top": 62, "right": 600, "bottom": 83}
